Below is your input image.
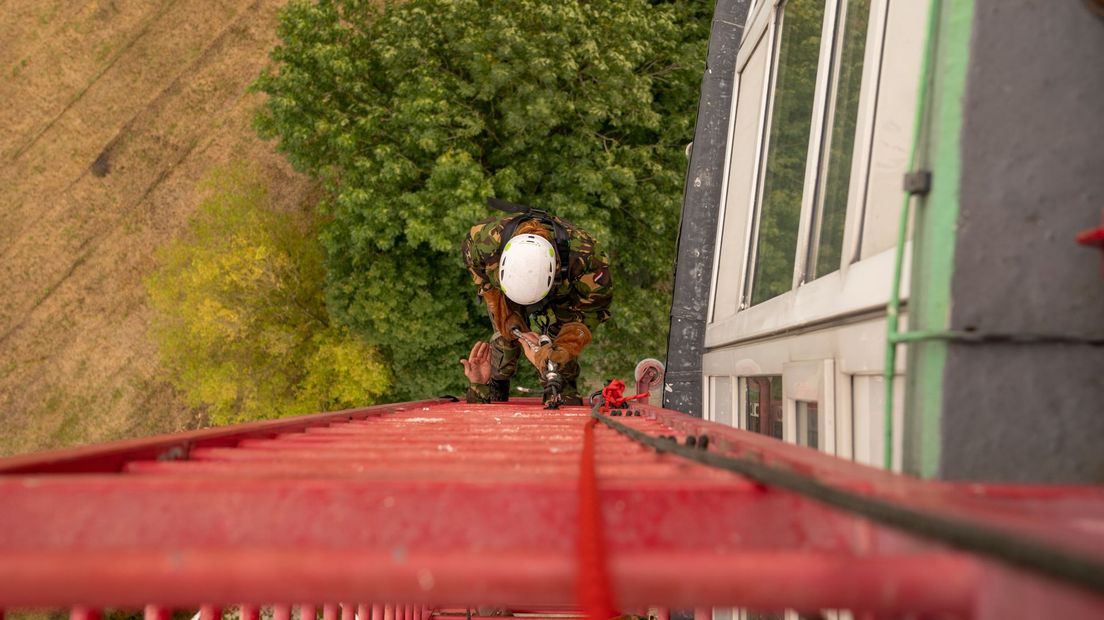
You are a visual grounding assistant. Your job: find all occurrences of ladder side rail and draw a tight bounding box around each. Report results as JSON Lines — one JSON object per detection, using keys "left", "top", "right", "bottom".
{"left": 0, "top": 398, "right": 453, "bottom": 475}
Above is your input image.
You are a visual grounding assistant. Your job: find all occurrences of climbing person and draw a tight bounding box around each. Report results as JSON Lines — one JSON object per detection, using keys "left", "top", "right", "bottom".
{"left": 461, "top": 198, "right": 612, "bottom": 406}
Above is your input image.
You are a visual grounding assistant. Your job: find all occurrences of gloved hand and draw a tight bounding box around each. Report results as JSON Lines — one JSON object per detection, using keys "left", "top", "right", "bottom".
{"left": 534, "top": 322, "right": 591, "bottom": 368}
{"left": 518, "top": 332, "right": 544, "bottom": 368}
{"left": 481, "top": 288, "right": 526, "bottom": 341}
{"left": 503, "top": 313, "right": 527, "bottom": 340}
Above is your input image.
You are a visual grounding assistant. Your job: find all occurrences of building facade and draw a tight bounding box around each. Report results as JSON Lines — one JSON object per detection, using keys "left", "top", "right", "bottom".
{"left": 666, "top": 0, "right": 1104, "bottom": 482}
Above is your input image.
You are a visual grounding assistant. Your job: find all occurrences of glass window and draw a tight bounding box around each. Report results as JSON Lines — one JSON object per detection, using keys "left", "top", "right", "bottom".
{"left": 712, "top": 39, "right": 770, "bottom": 322}
{"left": 809, "top": 0, "right": 872, "bottom": 279}
{"left": 797, "top": 401, "right": 819, "bottom": 449}
{"left": 745, "top": 375, "right": 783, "bottom": 439}
{"left": 749, "top": 0, "right": 826, "bottom": 305}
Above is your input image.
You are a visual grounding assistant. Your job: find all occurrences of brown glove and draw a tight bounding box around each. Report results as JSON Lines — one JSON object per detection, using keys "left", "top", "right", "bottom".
{"left": 535, "top": 322, "right": 592, "bottom": 367}
{"left": 482, "top": 288, "right": 526, "bottom": 340}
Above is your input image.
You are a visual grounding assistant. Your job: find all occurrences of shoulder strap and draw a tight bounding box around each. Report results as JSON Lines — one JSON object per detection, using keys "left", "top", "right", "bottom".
{"left": 486, "top": 197, "right": 530, "bottom": 214}
{"left": 496, "top": 212, "right": 528, "bottom": 254}
{"left": 487, "top": 198, "right": 573, "bottom": 317}
{"left": 548, "top": 215, "right": 571, "bottom": 284}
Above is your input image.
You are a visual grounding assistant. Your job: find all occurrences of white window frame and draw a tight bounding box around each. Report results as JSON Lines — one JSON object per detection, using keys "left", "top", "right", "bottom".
{"left": 804, "top": 0, "right": 887, "bottom": 281}
{"left": 784, "top": 0, "right": 841, "bottom": 294}
{"left": 704, "top": 375, "right": 739, "bottom": 428}
{"left": 706, "top": 2, "right": 776, "bottom": 325}
{"left": 851, "top": 373, "right": 905, "bottom": 471}
{"left": 737, "top": 0, "right": 840, "bottom": 309}
{"left": 702, "top": 318, "right": 900, "bottom": 464}
{"left": 782, "top": 359, "right": 836, "bottom": 454}
{"left": 707, "top": 0, "right": 911, "bottom": 349}
{"left": 838, "top": 0, "right": 890, "bottom": 267}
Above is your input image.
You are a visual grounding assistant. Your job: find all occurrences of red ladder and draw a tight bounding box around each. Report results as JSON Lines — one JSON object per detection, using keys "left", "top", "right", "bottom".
{"left": 1, "top": 398, "right": 1102, "bottom": 618}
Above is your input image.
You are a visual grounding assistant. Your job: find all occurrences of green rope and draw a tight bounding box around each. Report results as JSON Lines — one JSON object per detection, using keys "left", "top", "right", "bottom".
{"left": 883, "top": 0, "right": 942, "bottom": 470}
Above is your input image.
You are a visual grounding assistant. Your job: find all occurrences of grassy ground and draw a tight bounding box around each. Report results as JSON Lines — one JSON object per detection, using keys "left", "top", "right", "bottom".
{"left": 0, "top": 0, "right": 315, "bottom": 456}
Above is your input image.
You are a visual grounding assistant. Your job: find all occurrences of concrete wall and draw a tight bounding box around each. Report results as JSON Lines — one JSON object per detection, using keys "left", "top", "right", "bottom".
{"left": 941, "top": 0, "right": 1104, "bottom": 482}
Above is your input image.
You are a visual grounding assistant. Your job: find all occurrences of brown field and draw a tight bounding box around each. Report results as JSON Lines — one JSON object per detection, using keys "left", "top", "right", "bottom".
{"left": 0, "top": 0, "right": 314, "bottom": 456}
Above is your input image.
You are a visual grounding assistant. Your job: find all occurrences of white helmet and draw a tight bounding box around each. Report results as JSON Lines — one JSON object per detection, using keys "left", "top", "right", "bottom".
{"left": 499, "top": 233, "right": 557, "bottom": 305}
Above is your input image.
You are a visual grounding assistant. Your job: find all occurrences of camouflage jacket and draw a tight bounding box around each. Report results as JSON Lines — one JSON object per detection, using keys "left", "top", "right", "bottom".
{"left": 462, "top": 214, "right": 613, "bottom": 334}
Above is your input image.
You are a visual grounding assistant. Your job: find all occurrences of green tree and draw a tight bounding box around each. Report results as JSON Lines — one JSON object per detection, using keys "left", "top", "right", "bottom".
{"left": 254, "top": 0, "right": 712, "bottom": 398}
{"left": 146, "top": 165, "right": 390, "bottom": 425}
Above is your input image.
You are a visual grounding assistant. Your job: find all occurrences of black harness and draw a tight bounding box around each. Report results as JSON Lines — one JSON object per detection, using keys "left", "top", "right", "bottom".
{"left": 486, "top": 197, "right": 572, "bottom": 322}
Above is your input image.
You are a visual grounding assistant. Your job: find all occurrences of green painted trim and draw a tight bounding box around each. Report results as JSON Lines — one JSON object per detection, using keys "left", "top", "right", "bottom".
{"left": 902, "top": 0, "right": 975, "bottom": 478}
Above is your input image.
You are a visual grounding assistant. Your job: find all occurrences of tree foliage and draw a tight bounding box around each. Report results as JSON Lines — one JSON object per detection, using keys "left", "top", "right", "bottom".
{"left": 254, "top": 0, "right": 712, "bottom": 398}
{"left": 146, "top": 166, "right": 390, "bottom": 425}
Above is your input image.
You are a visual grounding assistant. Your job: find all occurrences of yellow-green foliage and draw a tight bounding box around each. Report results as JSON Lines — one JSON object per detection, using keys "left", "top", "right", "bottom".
{"left": 147, "top": 165, "right": 390, "bottom": 425}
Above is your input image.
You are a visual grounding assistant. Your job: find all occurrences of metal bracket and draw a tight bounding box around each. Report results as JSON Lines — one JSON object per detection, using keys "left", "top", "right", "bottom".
{"left": 903, "top": 171, "right": 932, "bottom": 196}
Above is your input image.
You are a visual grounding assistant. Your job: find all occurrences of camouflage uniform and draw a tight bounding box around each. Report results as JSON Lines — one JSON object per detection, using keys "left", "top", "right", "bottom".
{"left": 462, "top": 213, "right": 613, "bottom": 404}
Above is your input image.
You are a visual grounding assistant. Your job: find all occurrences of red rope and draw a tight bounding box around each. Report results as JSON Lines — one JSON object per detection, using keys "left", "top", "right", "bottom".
{"left": 576, "top": 417, "right": 615, "bottom": 620}
{"left": 600, "top": 380, "right": 649, "bottom": 411}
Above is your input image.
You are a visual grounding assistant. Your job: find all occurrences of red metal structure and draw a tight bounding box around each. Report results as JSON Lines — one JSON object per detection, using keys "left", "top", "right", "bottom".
{"left": 1077, "top": 210, "right": 1104, "bottom": 276}
{"left": 2, "top": 397, "right": 1104, "bottom": 619}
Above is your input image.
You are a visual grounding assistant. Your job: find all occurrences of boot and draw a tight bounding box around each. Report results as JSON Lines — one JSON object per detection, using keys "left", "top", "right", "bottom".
{"left": 558, "top": 361, "right": 583, "bottom": 405}
{"left": 488, "top": 377, "right": 510, "bottom": 402}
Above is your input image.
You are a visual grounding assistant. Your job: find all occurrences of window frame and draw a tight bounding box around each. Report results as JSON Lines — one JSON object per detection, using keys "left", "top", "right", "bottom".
{"left": 762, "top": 0, "right": 841, "bottom": 302}
{"left": 735, "top": 0, "right": 841, "bottom": 310}
{"left": 781, "top": 359, "right": 836, "bottom": 455}
{"left": 706, "top": 3, "right": 776, "bottom": 325}
{"left": 803, "top": 0, "right": 879, "bottom": 282}
{"left": 702, "top": 318, "right": 893, "bottom": 461}
{"left": 708, "top": 0, "right": 909, "bottom": 349}
{"left": 705, "top": 375, "right": 738, "bottom": 428}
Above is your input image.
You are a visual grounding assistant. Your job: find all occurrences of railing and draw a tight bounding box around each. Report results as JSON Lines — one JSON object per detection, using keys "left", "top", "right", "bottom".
{"left": 2, "top": 398, "right": 1103, "bottom": 619}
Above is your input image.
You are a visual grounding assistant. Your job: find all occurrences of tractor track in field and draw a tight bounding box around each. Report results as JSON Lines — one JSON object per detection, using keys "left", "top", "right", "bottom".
{"left": 0, "top": 0, "right": 317, "bottom": 456}
{"left": 0, "top": 0, "right": 263, "bottom": 263}
{"left": 6, "top": 0, "right": 182, "bottom": 163}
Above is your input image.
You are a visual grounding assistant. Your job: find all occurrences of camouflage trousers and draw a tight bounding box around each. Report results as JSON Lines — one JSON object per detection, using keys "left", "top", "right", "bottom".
{"left": 489, "top": 331, "right": 581, "bottom": 403}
